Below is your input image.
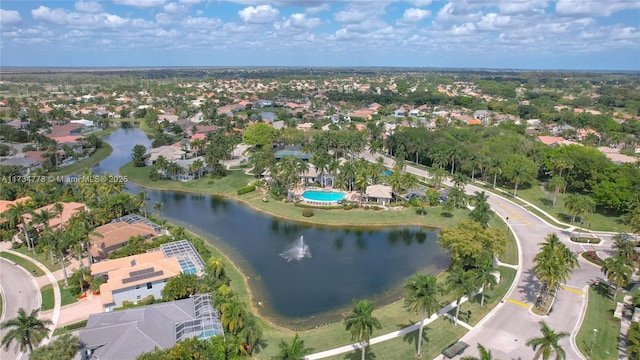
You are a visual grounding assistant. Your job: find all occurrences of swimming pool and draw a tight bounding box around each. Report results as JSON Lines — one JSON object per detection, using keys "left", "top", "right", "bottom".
{"left": 301, "top": 190, "right": 346, "bottom": 203}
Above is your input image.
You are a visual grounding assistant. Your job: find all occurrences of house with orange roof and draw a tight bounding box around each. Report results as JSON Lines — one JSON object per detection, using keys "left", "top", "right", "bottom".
{"left": 536, "top": 136, "right": 565, "bottom": 146}
{"left": 91, "top": 252, "right": 182, "bottom": 312}
{"left": 0, "top": 197, "right": 32, "bottom": 216}
{"left": 22, "top": 201, "right": 87, "bottom": 231}
{"left": 89, "top": 221, "right": 160, "bottom": 261}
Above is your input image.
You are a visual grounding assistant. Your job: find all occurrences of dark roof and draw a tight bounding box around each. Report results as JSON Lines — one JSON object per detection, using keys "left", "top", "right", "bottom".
{"left": 79, "top": 294, "right": 223, "bottom": 360}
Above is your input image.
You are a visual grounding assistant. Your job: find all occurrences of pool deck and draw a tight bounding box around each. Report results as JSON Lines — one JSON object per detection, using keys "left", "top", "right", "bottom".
{"left": 294, "top": 186, "right": 360, "bottom": 205}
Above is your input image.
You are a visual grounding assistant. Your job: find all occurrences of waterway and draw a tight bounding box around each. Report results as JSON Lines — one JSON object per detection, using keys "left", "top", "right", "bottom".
{"left": 93, "top": 128, "right": 450, "bottom": 327}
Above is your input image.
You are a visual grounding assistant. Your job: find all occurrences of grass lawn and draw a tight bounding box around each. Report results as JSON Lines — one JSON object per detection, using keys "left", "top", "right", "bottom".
{"left": 576, "top": 283, "right": 620, "bottom": 359}
{"left": 493, "top": 179, "right": 629, "bottom": 233}
{"left": 0, "top": 251, "right": 46, "bottom": 277}
{"left": 321, "top": 318, "right": 468, "bottom": 360}
{"left": 40, "top": 279, "right": 79, "bottom": 311}
{"left": 50, "top": 143, "right": 113, "bottom": 177}
{"left": 487, "top": 214, "right": 518, "bottom": 265}
{"left": 12, "top": 246, "right": 69, "bottom": 272}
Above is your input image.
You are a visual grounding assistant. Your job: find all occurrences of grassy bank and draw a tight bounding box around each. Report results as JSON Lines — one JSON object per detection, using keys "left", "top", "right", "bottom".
{"left": 0, "top": 251, "right": 46, "bottom": 277}
{"left": 576, "top": 283, "right": 619, "bottom": 359}
{"left": 51, "top": 143, "right": 113, "bottom": 177}
{"left": 40, "top": 279, "right": 78, "bottom": 311}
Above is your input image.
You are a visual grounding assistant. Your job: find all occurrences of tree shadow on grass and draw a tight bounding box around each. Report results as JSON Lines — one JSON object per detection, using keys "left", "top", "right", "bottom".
{"left": 395, "top": 321, "right": 430, "bottom": 355}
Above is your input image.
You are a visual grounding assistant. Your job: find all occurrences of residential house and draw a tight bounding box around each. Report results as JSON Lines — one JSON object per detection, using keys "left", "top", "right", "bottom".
{"left": 91, "top": 251, "right": 182, "bottom": 312}
{"left": 22, "top": 201, "right": 87, "bottom": 231}
{"left": 0, "top": 196, "right": 32, "bottom": 216}
{"left": 536, "top": 136, "right": 565, "bottom": 146}
{"left": 78, "top": 294, "right": 224, "bottom": 360}
{"left": 89, "top": 221, "right": 160, "bottom": 261}
{"left": 365, "top": 184, "right": 393, "bottom": 205}
{"left": 0, "top": 157, "right": 41, "bottom": 173}
{"left": 145, "top": 146, "right": 186, "bottom": 166}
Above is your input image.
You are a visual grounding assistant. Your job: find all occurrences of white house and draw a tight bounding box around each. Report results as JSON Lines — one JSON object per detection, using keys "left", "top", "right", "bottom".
{"left": 365, "top": 184, "right": 393, "bottom": 205}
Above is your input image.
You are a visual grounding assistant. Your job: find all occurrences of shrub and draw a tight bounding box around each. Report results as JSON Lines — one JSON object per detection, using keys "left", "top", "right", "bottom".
{"left": 302, "top": 208, "right": 315, "bottom": 217}
{"left": 139, "top": 295, "right": 155, "bottom": 306}
{"left": 92, "top": 276, "right": 106, "bottom": 292}
{"left": 237, "top": 185, "right": 256, "bottom": 195}
{"left": 343, "top": 204, "right": 354, "bottom": 210}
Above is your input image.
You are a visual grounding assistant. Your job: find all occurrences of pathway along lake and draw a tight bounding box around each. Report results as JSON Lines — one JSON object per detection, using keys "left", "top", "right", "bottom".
{"left": 94, "top": 128, "right": 450, "bottom": 327}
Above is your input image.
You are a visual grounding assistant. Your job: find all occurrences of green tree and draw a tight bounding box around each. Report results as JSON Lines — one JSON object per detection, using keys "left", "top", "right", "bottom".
{"left": 546, "top": 176, "right": 566, "bottom": 208}
{"left": 271, "top": 332, "right": 313, "bottom": 360}
{"left": 131, "top": 144, "right": 148, "bottom": 167}
{"left": 525, "top": 321, "right": 569, "bottom": 360}
{"left": 136, "top": 337, "right": 225, "bottom": 360}
{"left": 469, "top": 191, "right": 493, "bottom": 228}
{"left": 461, "top": 343, "right": 494, "bottom": 360}
{"left": 503, "top": 154, "right": 537, "bottom": 197}
{"left": 344, "top": 299, "right": 382, "bottom": 360}
{"left": 473, "top": 257, "right": 499, "bottom": 307}
{"left": 628, "top": 322, "right": 640, "bottom": 360}
{"left": 612, "top": 233, "right": 637, "bottom": 261}
{"left": 532, "top": 234, "right": 579, "bottom": 307}
{"left": 243, "top": 122, "right": 276, "bottom": 148}
{"left": 161, "top": 273, "right": 200, "bottom": 301}
{"left": 404, "top": 273, "right": 441, "bottom": 357}
{"left": 1, "top": 308, "right": 52, "bottom": 353}
{"left": 30, "top": 333, "right": 79, "bottom": 360}
{"left": 220, "top": 299, "right": 247, "bottom": 335}
{"left": 438, "top": 220, "right": 507, "bottom": 267}
{"left": 446, "top": 265, "right": 475, "bottom": 326}
{"left": 602, "top": 254, "right": 633, "bottom": 302}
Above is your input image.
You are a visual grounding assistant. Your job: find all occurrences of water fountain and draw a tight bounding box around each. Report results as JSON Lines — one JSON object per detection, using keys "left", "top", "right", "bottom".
{"left": 280, "top": 235, "right": 311, "bottom": 262}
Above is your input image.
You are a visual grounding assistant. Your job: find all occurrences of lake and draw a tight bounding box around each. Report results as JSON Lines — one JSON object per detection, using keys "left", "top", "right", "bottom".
{"left": 94, "top": 128, "right": 449, "bottom": 327}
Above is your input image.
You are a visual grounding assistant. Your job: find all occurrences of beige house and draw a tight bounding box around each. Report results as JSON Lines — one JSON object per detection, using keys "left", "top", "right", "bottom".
{"left": 22, "top": 201, "right": 87, "bottom": 231}
{"left": 92, "top": 252, "right": 182, "bottom": 312}
{"left": 89, "top": 222, "right": 159, "bottom": 261}
{"left": 145, "top": 146, "right": 186, "bottom": 165}
{"left": 365, "top": 184, "right": 393, "bottom": 205}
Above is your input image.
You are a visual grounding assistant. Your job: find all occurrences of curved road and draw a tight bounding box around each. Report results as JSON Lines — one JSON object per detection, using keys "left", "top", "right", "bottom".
{"left": 359, "top": 151, "right": 605, "bottom": 360}
{"left": 0, "top": 257, "right": 40, "bottom": 360}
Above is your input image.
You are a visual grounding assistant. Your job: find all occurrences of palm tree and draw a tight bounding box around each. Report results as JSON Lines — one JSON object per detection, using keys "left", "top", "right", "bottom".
{"left": 461, "top": 344, "right": 494, "bottom": 360}
{"left": 602, "top": 254, "right": 633, "bottom": 301}
{"left": 563, "top": 194, "right": 581, "bottom": 223}
{"left": 447, "top": 265, "right": 475, "bottom": 326}
{"left": 31, "top": 209, "right": 57, "bottom": 264}
{"left": 488, "top": 158, "right": 503, "bottom": 189}
{"left": 628, "top": 322, "right": 640, "bottom": 360}
{"left": 1, "top": 308, "right": 53, "bottom": 353}
{"left": 6, "top": 202, "right": 34, "bottom": 251}
{"left": 525, "top": 321, "right": 569, "bottom": 360}
{"left": 431, "top": 167, "right": 447, "bottom": 189}
{"left": 612, "top": 233, "right": 637, "bottom": 260}
{"left": 271, "top": 332, "right": 313, "bottom": 360}
{"left": 220, "top": 299, "right": 246, "bottom": 334}
{"left": 546, "top": 176, "right": 565, "bottom": 208}
{"left": 473, "top": 258, "right": 499, "bottom": 307}
{"left": 344, "top": 299, "right": 382, "bottom": 360}
{"left": 470, "top": 191, "right": 492, "bottom": 228}
{"left": 533, "top": 234, "right": 579, "bottom": 306}
{"left": 404, "top": 274, "right": 441, "bottom": 357}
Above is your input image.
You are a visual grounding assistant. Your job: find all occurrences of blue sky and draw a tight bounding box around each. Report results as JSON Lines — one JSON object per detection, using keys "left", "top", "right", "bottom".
{"left": 1, "top": 1, "right": 639, "bottom": 70}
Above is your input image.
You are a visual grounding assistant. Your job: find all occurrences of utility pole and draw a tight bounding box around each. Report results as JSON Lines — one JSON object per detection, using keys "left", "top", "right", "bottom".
{"left": 589, "top": 328, "right": 598, "bottom": 355}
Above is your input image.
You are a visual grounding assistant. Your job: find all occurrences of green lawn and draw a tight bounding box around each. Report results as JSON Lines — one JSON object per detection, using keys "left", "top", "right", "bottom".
{"left": 40, "top": 279, "right": 79, "bottom": 311}
{"left": 487, "top": 214, "right": 518, "bottom": 265}
{"left": 0, "top": 251, "right": 45, "bottom": 277}
{"left": 321, "top": 318, "right": 468, "bottom": 360}
{"left": 12, "top": 246, "right": 69, "bottom": 272}
{"left": 50, "top": 143, "right": 113, "bottom": 177}
{"left": 576, "top": 283, "right": 620, "bottom": 359}
{"left": 490, "top": 179, "right": 629, "bottom": 233}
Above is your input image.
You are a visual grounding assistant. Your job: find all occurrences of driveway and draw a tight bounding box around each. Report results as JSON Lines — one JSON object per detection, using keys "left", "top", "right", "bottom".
{"left": 0, "top": 258, "right": 40, "bottom": 360}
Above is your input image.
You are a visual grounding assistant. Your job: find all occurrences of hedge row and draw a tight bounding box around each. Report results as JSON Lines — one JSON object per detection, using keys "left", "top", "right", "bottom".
{"left": 237, "top": 185, "right": 256, "bottom": 195}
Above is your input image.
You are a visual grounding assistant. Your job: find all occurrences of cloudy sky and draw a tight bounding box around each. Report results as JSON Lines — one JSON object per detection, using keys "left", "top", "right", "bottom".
{"left": 1, "top": 1, "right": 638, "bottom": 70}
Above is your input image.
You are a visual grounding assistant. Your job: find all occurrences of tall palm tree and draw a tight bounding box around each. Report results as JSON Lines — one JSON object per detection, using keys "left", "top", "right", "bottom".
{"left": 602, "top": 254, "right": 633, "bottom": 302}
{"left": 271, "top": 332, "right": 312, "bottom": 360}
{"left": 31, "top": 209, "right": 57, "bottom": 264}
{"left": 6, "top": 202, "right": 34, "bottom": 251}
{"left": 461, "top": 343, "right": 494, "bottom": 360}
{"left": 470, "top": 191, "right": 492, "bottom": 228}
{"left": 525, "top": 321, "right": 569, "bottom": 360}
{"left": 532, "top": 233, "right": 579, "bottom": 305}
{"left": 546, "top": 176, "right": 565, "bottom": 208}
{"left": 404, "top": 273, "right": 441, "bottom": 357}
{"left": 628, "top": 322, "right": 640, "bottom": 360}
{"left": 473, "top": 258, "right": 499, "bottom": 307}
{"left": 1, "top": 308, "right": 52, "bottom": 353}
{"left": 488, "top": 157, "right": 503, "bottom": 189}
{"left": 344, "top": 299, "right": 382, "bottom": 360}
{"left": 447, "top": 265, "right": 475, "bottom": 326}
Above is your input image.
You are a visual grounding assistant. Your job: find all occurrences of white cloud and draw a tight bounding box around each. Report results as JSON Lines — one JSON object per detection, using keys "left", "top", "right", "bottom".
{"left": 0, "top": 9, "right": 22, "bottom": 26}
{"left": 31, "top": 6, "right": 69, "bottom": 25}
{"left": 497, "top": 0, "right": 548, "bottom": 15}
{"left": 306, "top": 3, "right": 330, "bottom": 14}
{"left": 477, "top": 13, "right": 511, "bottom": 31}
{"left": 179, "top": 0, "right": 202, "bottom": 4}
{"left": 113, "top": 0, "right": 167, "bottom": 8}
{"left": 556, "top": 0, "right": 640, "bottom": 17}
{"left": 401, "top": 8, "right": 431, "bottom": 23}
{"left": 408, "top": 0, "right": 432, "bottom": 6}
{"left": 449, "top": 22, "right": 476, "bottom": 36}
{"left": 75, "top": 1, "right": 102, "bottom": 13}
{"left": 277, "top": 13, "right": 322, "bottom": 30}
{"left": 238, "top": 5, "right": 279, "bottom": 24}
{"left": 335, "top": 9, "right": 369, "bottom": 24}
{"left": 163, "top": 2, "right": 189, "bottom": 15}
{"left": 32, "top": 6, "right": 130, "bottom": 29}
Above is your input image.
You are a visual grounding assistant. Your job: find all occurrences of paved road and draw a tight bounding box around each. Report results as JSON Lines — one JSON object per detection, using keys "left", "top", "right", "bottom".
{"left": 359, "top": 151, "right": 605, "bottom": 360}
{"left": 0, "top": 257, "right": 40, "bottom": 360}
